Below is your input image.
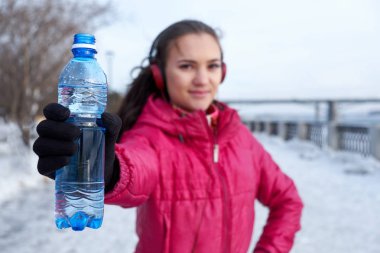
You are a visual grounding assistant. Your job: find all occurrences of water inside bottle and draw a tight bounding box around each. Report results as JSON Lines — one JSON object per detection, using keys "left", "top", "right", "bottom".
{"left": 55, "top": 182, "right": 104, "bottom": 231}
{"left": 58, "top": 83, "right": 107, "bottom": 117}
{"left": 54, "top": 125, "right": 105, "bottom": 231}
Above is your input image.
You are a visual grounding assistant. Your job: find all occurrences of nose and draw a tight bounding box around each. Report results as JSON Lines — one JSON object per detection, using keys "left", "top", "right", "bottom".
{"left": 193, "top": 67, "right": 209, "bottom": 86}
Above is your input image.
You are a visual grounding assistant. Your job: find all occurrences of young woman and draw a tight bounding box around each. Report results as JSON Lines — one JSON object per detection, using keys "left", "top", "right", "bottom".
{"left": 34, "top": 20, "right": 303, "bottom": 253}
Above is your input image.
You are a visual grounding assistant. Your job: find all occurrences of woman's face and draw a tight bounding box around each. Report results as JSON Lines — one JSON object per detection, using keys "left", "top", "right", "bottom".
{"left": 164, "top": 33, "right": 223, "bottom": 112}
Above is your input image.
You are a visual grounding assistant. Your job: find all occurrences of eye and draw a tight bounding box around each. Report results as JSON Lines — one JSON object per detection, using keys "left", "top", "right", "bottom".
{"left": 208, "top": 63, "right": 221, "bottom": 70}
{"left": 179, "top": 64, "right": 193, "bottom": 70}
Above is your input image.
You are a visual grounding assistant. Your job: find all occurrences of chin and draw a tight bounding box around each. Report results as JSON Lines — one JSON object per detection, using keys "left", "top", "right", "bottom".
{"left": 175, "top": 98, "right": 213, "bottom": 112}
{"left": 191, "top": 102, "right": 212, "bottom": 111}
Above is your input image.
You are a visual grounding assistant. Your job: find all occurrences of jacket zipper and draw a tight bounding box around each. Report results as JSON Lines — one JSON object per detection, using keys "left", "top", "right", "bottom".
{"left": 191, "top": 113, "right": 231, "bottom": 253}
{"left": 213, "top": 144, "right": 219, "bottom": 163}
{"left": 213, "top": 148, "right": 231, "bottom": 253}
{"left": 211, "top": 120, "right": 231, "bottom": 253}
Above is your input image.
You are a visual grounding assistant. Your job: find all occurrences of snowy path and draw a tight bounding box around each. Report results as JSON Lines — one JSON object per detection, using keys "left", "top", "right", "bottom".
{"left": 253, "top": 135, "right": 380, "bottom": 253}
{"left": 0, "top": 181, "right": 138, "bottom": 253}
{"left": 1, "top": 134, "right": 380, "bottom": 253}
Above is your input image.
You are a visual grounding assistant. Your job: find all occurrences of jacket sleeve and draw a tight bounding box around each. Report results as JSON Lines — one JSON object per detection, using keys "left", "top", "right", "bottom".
{"left": 253, "top": 139, "right": 303, "bottom": 253}
{"left": 104, "top": 131, "right": 159, "bottom": 208}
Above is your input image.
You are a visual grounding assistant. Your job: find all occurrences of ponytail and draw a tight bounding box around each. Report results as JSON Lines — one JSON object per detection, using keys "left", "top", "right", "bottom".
{"left": 117, "top": 66, "right": 160, "bottom": 135}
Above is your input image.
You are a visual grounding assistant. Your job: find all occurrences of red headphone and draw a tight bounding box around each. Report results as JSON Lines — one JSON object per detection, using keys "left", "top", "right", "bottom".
{"left": 150, "top": 62, "right": 227, "bottom": 91}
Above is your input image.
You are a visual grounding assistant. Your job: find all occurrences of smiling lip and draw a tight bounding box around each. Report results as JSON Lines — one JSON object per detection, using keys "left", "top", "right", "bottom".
{"left": 189, "top": 90, "right": 210, "bottom": 98}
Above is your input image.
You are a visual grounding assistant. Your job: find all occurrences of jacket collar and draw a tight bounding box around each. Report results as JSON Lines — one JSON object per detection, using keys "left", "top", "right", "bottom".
{"left": 172, "top": 103, "right": 219, "bottom": 128}
{"left": 136, "top": 95, "right": 240, "bottom": 145}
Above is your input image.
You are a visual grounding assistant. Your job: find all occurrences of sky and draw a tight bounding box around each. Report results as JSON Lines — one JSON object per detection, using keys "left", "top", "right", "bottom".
{"left": 94, "top": 0, "right": 380, "bottom": 100}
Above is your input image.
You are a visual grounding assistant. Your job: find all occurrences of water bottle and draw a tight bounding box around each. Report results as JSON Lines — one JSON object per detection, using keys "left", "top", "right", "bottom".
{"left": 55, "top": 33, "right": 107, "bottom": 231}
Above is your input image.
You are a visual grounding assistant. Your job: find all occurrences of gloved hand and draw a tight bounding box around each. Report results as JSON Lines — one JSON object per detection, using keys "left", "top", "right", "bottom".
{"left": 33, "top": 103, "right": 122, "bottom": 191}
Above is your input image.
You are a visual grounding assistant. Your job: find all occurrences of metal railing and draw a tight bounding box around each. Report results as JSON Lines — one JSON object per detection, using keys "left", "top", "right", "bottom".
{"left": 307, "top": 123, "right": 328, "bottom": 148}
{"left": 244, "top": 119, "right": 379, "bottom": 160}
{"left": 229, "top": 98, "right": 380, "bottom": 160}
{"left": 285, "top": 122, "right": 298, "bottom": 141}
{"left": 338, "top": 126, "right": 371, "bottom": 156}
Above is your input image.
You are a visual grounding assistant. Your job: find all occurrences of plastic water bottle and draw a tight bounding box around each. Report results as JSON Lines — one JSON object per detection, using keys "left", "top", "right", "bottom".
{"left": 55, "top": 33, "right": 107, "bottom": 231}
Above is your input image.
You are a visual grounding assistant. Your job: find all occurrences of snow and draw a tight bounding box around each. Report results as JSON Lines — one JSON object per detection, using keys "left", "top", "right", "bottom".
{"left": 0, "top": 123, "right": 379, "bottom": 253}
{"left": 251, "top": 134, "right": 380, "bottom": 253}
{"left": 0, "top": 121, "right": 40, "bottom": 203}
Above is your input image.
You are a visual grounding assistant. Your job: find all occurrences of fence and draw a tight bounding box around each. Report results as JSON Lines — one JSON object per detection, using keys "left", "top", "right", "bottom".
{"left": 242, "top": 119, "right": 380, "bottom": 160}
{"left": 231, "top": 99, "right": 380, "bottom": 161}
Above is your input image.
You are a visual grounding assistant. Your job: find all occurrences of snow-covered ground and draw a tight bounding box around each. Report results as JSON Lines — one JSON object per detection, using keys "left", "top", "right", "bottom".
{"left": 0, "top": 124, "right": 379, "bottom": 253}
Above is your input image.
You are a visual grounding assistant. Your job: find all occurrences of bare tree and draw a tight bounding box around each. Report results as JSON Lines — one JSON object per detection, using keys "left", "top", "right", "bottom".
{"left": 107, "top": 91, "right": 124, "bottom": 114}
{"left": 0, "top": 0, "right": 115, "bottom": 145}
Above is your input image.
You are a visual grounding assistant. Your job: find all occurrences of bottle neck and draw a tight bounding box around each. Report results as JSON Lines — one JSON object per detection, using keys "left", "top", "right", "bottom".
{"left": 72, "top": 48, "right": 96, "bottom": 58}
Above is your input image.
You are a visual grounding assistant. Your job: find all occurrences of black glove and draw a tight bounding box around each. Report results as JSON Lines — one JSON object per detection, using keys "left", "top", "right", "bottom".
{"left": 33, "top": 103, "right": 122, "bottom": 191}
{"left": 97, "top": 110, "right": 122, "bottom": 192}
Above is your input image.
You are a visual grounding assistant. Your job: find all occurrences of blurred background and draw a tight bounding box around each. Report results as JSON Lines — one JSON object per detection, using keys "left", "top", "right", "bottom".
{"left": 0, "top": 0, "right": 379, "bottom": 252}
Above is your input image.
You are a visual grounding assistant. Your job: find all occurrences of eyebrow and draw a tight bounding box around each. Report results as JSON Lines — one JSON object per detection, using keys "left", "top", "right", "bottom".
{"left": 177, "top": 59, "right": 222, "bottom": 64}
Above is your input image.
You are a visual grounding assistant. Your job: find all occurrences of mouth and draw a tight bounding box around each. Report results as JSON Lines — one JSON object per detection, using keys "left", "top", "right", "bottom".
{"left": 189, "top": 90, "right": 210, "bottom": 98}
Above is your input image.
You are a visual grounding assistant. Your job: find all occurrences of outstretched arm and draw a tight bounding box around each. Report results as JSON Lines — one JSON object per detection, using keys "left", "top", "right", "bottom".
{"left": 105, "top": 131, "right": 159, "bottom": 208}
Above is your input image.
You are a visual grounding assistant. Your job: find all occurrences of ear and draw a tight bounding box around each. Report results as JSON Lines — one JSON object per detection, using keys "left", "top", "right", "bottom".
{"left": 150, "top": 63, "right": 165, "bottom": 90}
{"left": 221, "top": 62, "right": 227, "bottom": 83}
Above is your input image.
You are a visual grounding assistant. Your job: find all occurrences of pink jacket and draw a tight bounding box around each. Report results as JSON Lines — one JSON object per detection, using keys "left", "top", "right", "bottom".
{"left": 105, "top": 96, "right": 303, "bottom": 253}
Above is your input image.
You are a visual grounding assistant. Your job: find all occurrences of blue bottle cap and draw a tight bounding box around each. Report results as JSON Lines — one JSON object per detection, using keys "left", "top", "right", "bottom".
{"left": 72, "top": 33, "right": 97, "bottom": 51}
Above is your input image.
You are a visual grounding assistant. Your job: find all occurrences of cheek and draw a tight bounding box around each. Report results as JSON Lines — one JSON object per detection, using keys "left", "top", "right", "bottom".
{"left": 214, "top": 71, "right": 223, "bottom": 84}
{"left": 167, "top": 71, "right": 189, "bottom": 89}
{"left": 212, "top": 82, "right": 220, "bottom": 93}
{"left": 166, "top": 72, "right": 187, "bottom": 97}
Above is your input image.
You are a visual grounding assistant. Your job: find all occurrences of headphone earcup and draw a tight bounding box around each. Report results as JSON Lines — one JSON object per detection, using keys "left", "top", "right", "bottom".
{"left": 150, "top": 64, "right": 165, "bottom": 90}
{"left": 221, "top": 63, "right": 227, "bottom": 83}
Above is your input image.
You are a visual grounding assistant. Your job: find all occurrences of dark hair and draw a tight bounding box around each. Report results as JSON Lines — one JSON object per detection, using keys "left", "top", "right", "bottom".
{"left": 117, "top": 19, "right": 222, "bottom": 134}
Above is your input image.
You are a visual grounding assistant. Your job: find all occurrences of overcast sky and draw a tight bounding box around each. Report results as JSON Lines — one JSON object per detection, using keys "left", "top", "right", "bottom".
{"left": 94, "top": 0, "right": 380, "bottom": 100}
